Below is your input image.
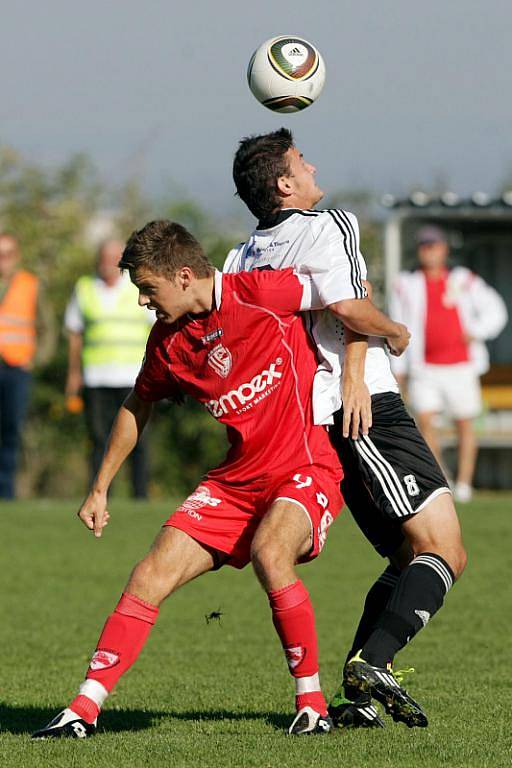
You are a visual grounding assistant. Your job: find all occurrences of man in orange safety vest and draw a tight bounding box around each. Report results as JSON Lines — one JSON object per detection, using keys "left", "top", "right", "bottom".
{"left": 0, "top": 233, "right": 55, "bottom": 498}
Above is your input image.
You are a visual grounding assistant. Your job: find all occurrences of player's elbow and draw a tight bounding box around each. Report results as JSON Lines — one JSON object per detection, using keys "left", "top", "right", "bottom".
{"left": 329, "top": 298, "right": 368, "bottom": 325}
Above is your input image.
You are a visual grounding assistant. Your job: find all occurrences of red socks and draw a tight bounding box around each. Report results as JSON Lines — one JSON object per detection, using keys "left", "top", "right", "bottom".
{"left": 71, "top": 583, "right": 325, "bottom": 723}
{"left": 268, "top": 580, "right": 327, "bottom": 715}
{"left": 70, "top": 592, "right": 158, "bottom": 723}
{"left": 70, "top": 693, "right": 101, "bottom": 724}
{"left": 296, "top": 691, "right": 328, "bottom": 715}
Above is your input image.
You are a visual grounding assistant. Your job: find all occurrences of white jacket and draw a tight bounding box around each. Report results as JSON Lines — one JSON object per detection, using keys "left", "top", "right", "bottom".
{"left": 389, "top": 266, "right": 508, "bottom": 377}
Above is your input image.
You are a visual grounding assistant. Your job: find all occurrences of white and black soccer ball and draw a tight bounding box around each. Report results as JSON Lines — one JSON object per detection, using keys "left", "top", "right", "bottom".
{"left": 247, "top": 36, "right": 326, "bottom": 113}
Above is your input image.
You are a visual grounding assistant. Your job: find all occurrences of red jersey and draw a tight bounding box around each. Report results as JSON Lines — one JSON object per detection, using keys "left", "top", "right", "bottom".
{"left": 135, "top": 268, "right": 342, "bottom": 488}
{"left": 424, "top": 271, "right": 469, "bottom": 364}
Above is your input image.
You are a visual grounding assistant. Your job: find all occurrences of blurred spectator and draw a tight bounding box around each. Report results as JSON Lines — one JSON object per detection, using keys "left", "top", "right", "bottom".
{"left": 64, "top": 239, "right": 153, "bottom": 498}
{"left": 0, "top": 234, "right": 55, "bottom": 499}
{"left": 390, "top": 225, "right": 508, "bottom": 502}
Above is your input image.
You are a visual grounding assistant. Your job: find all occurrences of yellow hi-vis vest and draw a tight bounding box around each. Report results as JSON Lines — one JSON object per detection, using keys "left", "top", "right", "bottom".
{"left": 75, "top": 276, "right": 150, "bottom": 368}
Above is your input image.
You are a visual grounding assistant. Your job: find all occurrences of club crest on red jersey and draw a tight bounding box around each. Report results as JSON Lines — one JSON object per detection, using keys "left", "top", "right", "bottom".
{"left": 207, "top": 343, "right": 232, "bottom": 378}
{"left": 285, "top": 645, "right": 305, "bottom": 670}
{"left": 89, "top": 649, "right": 120, "bottom": 671}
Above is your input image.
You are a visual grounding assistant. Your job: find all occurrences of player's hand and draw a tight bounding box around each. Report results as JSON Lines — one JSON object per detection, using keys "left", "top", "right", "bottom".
{"left": 77, "top": 490, "right": 110, "bottom": 538}
{"left": 342, "top": 378, "right": 372, "bottom": 439}
{"left": 386, "top": 323, "right": 410, "bottom": 356}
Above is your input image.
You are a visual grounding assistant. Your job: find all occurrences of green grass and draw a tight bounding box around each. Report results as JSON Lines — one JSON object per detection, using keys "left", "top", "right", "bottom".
{"left": 0, "top": 495, "right": 511, "bottom": 767}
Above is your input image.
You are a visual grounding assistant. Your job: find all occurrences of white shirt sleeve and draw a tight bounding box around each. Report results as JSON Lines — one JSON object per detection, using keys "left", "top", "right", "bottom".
{"left": 223, "top": 244, "right": 244, "bottom": 274}
{"left": 297, "top": 210, "right": 368, "bottom": 306}
{"left": 296, "top": 272, "right": 324, "bottom": 311}
{"left": 64, "top": 288, "right": 85, "bottom": 333}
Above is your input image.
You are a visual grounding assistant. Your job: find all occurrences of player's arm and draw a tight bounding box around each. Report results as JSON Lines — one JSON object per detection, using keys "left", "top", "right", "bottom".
{"left": 245, "top": 259, "right": 374, "bottom": 437}
{"left": 341, "top": 278, "right": 375, "bottom": 438}
{"left": 274, "top": 265, "right": 372, "bottom": 437}
{"left": 296, "top": 212, "right": 409, "bottom": 355}
{"left": 78, "top": 390, "right": 152, "bottom": 537}
{"left": 342, "top": 327, "right": 371, "bottom": 438}
{"left": 329, "top": 297, "right": 410, "bottom": 356}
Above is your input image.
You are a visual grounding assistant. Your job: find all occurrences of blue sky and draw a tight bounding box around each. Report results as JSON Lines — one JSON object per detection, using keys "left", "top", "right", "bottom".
{"left": 1, "top": 0, "right": 510, "bottom": 215}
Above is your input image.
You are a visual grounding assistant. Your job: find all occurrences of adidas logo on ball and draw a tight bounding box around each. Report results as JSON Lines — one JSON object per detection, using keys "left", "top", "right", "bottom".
{"left": 247, "top": 35, "right": 326, "bottom": 113}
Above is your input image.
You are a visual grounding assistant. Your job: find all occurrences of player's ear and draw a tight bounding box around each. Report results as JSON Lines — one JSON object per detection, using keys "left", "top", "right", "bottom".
{"left": 177, "top": 266, "right": 194, "bottom": 289}
{"left": 276, "top": 174, "right": 293, "bottom": 198}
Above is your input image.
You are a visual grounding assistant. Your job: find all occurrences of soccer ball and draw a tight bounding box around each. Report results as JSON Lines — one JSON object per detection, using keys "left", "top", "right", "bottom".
{"left": 247, "top": 36, "right": 326, "bottom": 113}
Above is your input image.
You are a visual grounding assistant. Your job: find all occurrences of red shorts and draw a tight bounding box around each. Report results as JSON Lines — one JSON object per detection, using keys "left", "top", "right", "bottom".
{"left": 164, "top": 466, "right": 344, "bottom": 569}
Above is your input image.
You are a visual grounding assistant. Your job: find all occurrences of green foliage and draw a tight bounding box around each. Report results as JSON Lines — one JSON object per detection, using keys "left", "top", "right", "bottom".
{"left": 0, "top": 147, "right": 233, "bottom": 499}
{"left": 0, "top": 147, "right": 99, "bottom": 305}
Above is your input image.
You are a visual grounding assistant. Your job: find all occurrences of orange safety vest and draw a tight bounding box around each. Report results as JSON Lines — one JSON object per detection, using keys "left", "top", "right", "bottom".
{"left": 0, "top": 270, "right": 39, "bottom": 366}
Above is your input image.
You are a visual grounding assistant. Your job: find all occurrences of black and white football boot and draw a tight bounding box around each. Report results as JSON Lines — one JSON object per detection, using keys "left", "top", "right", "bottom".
{"left": 32, "top": 708, "right": 97, "bottom": 739}
{"left": 344, "top": 651, "right": 428, "bottom": 728}
{"left": 288, "top": 706, "right": 333, "bottom": 736}
{"left": 328, "top": 690, "right": 385, "bottom": 729}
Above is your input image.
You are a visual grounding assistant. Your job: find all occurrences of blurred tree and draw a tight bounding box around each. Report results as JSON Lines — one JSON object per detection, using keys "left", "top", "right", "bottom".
{"left": 0, "top": 148, "right": 232, "bottom": 499}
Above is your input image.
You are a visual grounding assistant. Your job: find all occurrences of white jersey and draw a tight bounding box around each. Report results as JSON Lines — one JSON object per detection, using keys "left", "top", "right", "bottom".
{"left": 224, "top": 208, "right": 398, "bottom": 425}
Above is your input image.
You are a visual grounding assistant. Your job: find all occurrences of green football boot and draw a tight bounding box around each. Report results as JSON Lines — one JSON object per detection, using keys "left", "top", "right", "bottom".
{"left": 343, "top": 651, "right": 428, "bottom": 728}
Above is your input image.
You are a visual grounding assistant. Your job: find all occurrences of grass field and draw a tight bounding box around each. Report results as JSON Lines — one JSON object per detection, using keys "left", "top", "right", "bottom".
{"left": 1, "top": 495, "right": 511, "bottom": 767}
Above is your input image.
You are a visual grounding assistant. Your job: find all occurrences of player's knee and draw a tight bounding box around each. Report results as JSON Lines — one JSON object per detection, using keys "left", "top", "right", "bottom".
{"left": 250, "top": 539, "right": 291, "bottom": 586}
{"left": 443, "top": 544, "right": 467, "bottom": 581}
{"left": 412, "top": 541, "right": 467, "bottom": 581}
{"left": 126, "top": 559, "right": 154, "bottom": 599}
{"left": 452, "top": 543, "right": 468, "bottom": 580}
{"left": 127, "top": 554, "right": 178, "bottom": 605}
{"left": 250, "top": 540, "right": 277, "bottom": 576}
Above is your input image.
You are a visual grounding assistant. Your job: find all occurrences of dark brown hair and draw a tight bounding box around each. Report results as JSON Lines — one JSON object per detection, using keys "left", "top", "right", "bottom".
{"left": 232, "top": 128, "right": 294, "bottom": 221}
{"left": 120, "top": 220, "right": 214, "bottom": 279}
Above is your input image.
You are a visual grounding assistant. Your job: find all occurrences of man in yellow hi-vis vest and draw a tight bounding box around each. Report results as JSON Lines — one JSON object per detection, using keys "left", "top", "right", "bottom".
{"left": 65, "top": 240, "right": 154, "bottom": 498}
{"left": 0, "top": 233, "right": 55, "bottom": 498}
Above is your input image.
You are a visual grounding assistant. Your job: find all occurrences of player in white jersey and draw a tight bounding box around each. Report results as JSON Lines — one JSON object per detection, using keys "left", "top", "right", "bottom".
{"left": 224, "top": 208, "right": 399, "bottom": 424}
{"left": 227, "top": 128, "right": 467, "bottom": 729}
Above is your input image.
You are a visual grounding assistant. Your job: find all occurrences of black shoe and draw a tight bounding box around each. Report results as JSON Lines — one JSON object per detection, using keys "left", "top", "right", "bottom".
{"left": 32, "top": 709, "right": 97, "bottom": 739}
{"left": 344, "top": 652, "right": 428, "bottom": 728}
{"left": 288, "top": 706, "right": 333, "bottom": 735}
{"left": 328, "top": 690, "right": 385, "bottom": 729}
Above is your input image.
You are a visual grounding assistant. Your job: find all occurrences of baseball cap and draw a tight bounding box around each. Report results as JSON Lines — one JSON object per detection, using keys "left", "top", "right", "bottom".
{"left": 415, "top": 225, "right": 447, "bottom": 245}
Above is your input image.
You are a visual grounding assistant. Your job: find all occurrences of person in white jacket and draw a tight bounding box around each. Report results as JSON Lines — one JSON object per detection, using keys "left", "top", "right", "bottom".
{"left": 390, "top": 225, "right": 508, "bottom": 502}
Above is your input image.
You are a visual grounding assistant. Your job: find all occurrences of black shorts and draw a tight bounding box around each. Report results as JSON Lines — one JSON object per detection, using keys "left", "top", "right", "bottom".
{"left": 329, "top": 392, "right": 451, "bottom": 558}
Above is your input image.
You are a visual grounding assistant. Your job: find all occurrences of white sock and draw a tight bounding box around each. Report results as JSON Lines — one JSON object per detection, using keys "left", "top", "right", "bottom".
{"left": 295, "top": 673, "right": 321, "bottom": 695}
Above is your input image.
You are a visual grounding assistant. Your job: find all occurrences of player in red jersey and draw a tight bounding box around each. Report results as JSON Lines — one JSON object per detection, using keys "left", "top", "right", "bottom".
{"left": 33, "top": 219, "right": 350, "bottom": 739}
